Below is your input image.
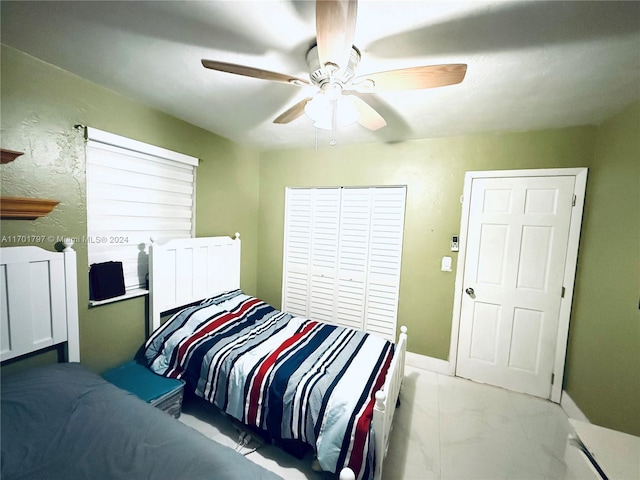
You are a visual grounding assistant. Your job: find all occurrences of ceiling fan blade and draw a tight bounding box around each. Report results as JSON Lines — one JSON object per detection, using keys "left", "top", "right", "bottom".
{"left": 273, "top": 97, "right": 312, "bottom": 124}
{"left": 352, "top": 96, "right": 386, "bottom": 131}
{"left": 201, "top": 60, "right": 309, "bottom": 86}
{"left": 316, "top": 0, "right": 358, "bottom": 70}
{"left": 354, "top": 64, "right": 467, "bottom": 93}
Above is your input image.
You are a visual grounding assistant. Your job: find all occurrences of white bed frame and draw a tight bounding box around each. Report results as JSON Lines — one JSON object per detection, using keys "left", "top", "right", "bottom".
{"left": 148, "top": 234, "right": 407, "bottom": 480}
{"left": 148, "top": 234, "right": 242, "bottom": 333}
{"left": 0, "top": 242, "right": 79, "bottom": 363}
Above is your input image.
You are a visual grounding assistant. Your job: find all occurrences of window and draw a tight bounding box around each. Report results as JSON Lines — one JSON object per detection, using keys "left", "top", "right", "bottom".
{"left": 85, "top": 128, "right": 198, "bottom": 297}
{"left": 282, "top": 186, "right": 406, "bottom": 341}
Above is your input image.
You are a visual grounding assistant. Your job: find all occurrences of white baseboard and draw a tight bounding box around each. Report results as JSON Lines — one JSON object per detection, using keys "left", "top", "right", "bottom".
{"left": 405, "top": 352, "right": 451, "bottom": 375}
{"left": 561, "top": 390, "right": 590, "bottom": 423}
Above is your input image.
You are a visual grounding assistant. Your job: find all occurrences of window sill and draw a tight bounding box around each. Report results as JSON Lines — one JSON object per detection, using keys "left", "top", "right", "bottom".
{"left": 89, "top": 288, "right": 148, "bottom": 307}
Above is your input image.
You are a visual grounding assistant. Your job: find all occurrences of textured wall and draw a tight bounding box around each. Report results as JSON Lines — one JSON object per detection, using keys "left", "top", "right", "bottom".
{"left": 3, "top": 43, "right": 638, "bottom": 436}
{"left": 564, "top": 102, "right": 640, "bottom": 436}
{"left": 257, "top": 129, "right": 593, "bottom": 359}
{"left": 256, "top": 106, "right": 640, "bottom": 436}
{"left": 1, "top": 45, "right": 260, "bottom": 374}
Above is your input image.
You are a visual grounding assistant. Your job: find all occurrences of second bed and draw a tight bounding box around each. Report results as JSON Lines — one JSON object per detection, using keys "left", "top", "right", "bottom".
{"left": 145, "top": 235, "right": 407, "bottom": 480}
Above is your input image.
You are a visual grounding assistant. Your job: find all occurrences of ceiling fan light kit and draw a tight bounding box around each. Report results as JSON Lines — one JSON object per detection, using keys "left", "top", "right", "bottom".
{"left": 200, "top": 0, "right": 467, "bottom": 144}
{"left": 304, "top": 92, "right": 360, "bottom": 130}
{"left": 304, "top": 44, "right": 362, "bottom": 132}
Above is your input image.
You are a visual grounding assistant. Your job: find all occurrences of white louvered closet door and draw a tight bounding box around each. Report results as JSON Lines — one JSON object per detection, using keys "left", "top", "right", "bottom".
{"left": 281, "top": 188, "right": 313, "bottom": 317}
{"left": 282, "top": 186, "right": 406, "bottom": 342}
{"left": 282, "top": 188, "right": 341, "bottom": 318}
{"left": 364, "top": 187, "right": 406, "bottom": 340}
{"left": 335, "top": 188, "right": 371, "bottom": 331}
{"left": 308, "top": 189, "right": 341, "bottom": 323}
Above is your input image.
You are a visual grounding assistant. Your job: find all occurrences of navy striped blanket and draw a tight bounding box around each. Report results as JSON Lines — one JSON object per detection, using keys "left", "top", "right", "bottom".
{"left": 144, "top": 290, "right": 394, "bottom": 480}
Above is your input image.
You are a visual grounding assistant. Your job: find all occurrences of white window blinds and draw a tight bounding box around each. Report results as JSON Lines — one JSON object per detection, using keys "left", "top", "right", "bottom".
{"left": 85, "top": 128, "right": 198, "bottom": 291}
{"left": 282, "top": 186, "right": 406, "bottom": 341}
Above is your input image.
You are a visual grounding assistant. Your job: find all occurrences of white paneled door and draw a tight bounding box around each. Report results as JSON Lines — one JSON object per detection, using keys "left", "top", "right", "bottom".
{"left": 455, "top": 171, "right": 586, "bottom": 400}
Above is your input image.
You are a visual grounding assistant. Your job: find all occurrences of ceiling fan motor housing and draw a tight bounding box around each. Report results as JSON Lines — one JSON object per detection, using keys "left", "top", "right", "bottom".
{"left": 307, "top": 45, "right": 361, "bottom": 90}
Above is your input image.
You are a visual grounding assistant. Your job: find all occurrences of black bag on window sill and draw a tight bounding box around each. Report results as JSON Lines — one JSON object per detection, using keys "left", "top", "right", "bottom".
{"left": 89, "top": 261, "right": 125, "bottom": 301}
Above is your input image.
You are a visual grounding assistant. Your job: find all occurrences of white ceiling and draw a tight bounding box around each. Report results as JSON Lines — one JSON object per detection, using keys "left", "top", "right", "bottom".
{"left": 2, "top": 1, "right": 639, "bottom": 150}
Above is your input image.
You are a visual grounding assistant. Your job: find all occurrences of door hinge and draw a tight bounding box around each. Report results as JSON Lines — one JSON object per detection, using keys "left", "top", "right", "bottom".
{"left": 572, "top": 194, "right": 577, "bottom": 206}
{"left": 551, "top": 373, "right": 555, "bottom": 385}
{"left": 561, "top": 286, "right": 566, "bottom": 298}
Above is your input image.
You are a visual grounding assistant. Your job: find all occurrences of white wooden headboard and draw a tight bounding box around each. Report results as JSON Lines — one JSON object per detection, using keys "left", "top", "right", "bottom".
{"left": 0, "top": 244, "right": 79, "bottom": 362}
{"left": 148, "top": 234, "right": 241, "bottom": 333}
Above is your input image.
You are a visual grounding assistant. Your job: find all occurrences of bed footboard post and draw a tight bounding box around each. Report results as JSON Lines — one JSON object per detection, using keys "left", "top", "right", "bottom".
{"left": 62, "top": 239, "right": 80, "bottom": 362}
{"left": 372, "top": 325, "right": 407, "bottom": 479}
{"left": 373, "top": 390, "right": 387, "bottom": 477}
{"left": 339, "top": 468, "right": 356, "bottom": 480}
{"left": 148, "top": 237, "right": 158, "bottom": 335}
{"left": 396, "top": 326, "right": 407, "bottom": 408}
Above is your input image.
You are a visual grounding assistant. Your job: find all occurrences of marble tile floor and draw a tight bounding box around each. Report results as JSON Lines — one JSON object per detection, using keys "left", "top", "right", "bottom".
{"left": 178, "top": 365, "right": 585, "bottom": 480}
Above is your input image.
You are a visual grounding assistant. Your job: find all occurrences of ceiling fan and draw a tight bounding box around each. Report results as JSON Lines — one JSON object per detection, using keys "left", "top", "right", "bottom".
{"left": 201, "top": 0, "right": 467, "bottom": 132}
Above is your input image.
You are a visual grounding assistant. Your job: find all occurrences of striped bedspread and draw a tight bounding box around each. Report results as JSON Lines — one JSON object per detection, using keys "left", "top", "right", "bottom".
{"left": 144, "top": 290, "right": 394, "bottom": 480}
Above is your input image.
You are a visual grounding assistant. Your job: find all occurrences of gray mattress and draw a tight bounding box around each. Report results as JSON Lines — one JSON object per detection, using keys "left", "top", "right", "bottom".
{"left": 1, "top": 362, "right": 283, "bottom": 480}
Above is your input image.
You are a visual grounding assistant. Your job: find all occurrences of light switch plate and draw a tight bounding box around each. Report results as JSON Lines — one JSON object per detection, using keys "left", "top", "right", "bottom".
{"left": 441, "top": 256, "right": 452, "bottom": 272}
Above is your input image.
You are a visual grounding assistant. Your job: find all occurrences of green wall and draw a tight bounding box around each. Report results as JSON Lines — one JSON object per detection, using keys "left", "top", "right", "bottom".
{"left": 256, "top": 106, "right": 640, "bottom": 436}
{"left": 0, "top": 45, "right": 261, "bottom": 374}
{"left": 257, "top": 130, "right": 593, "bottom": 359}
{"left": 2, "top": 44, "right": 638, "bottom": 436}
{"left": 563, "top": 103, "right": 640, "bottom": 435}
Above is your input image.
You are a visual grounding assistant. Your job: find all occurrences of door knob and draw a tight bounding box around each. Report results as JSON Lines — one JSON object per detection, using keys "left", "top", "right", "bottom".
{"left": 465, "top": 287, "right": 475, "bottom": 296}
